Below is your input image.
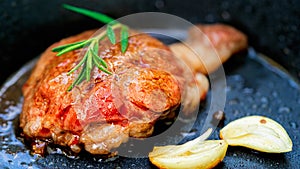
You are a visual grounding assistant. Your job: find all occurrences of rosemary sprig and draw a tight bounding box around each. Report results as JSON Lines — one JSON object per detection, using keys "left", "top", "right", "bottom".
{"left": 52, "top": 4, "right": 129, "bottom": 91}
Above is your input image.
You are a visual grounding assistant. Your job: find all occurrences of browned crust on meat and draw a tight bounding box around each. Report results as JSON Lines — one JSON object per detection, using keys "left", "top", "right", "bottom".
{"left": 20, "top": 29, "right": 185, "bottom": 155}
{"left": 189, "top": 24, "right": 248, "bottom": 62}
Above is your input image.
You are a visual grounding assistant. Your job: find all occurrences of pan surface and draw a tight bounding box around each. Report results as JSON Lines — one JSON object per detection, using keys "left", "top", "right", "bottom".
{"left": 0, "top": 33, "right": 299, "bottom": 168}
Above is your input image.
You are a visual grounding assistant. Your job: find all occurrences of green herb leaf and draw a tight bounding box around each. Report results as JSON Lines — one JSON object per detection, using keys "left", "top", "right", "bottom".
{"left": 121, "top": 26, "right": 129, "bottom": 53}
{"left": 63, "top": 4, "right": 115, "bottom": 24}
{"left": 67, "top": 67, "right": 86, "bottom": 91}
{"left": 107, "top": 24, "right": 116, "bottom": 45}
{"left": 93, "top": 39, "right": 99, "bottom": 54}
{"left": 86, "top": 51, "right": 93, "bottom": 81}
{"left": 56, "top": 40, "right": 89, "bottom": 56}
{"left": 52, "top": 40, "right": 87, "bottom": 52}
{"left": 92, "top": 55, "right": 112, "bottom": 75}
{"left": 67, "top": 53, "right": 88, "bottom": 75}
{"left": 91, "top": 49, "right": 107, "bottom": 68}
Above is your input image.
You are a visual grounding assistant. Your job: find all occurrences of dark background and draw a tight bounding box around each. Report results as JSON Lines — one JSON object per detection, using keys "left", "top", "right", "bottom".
{"left": 0, "top": 0, "right": 299, "bottom": 85}
{"left": 0, "top": 1, "right": 299, "bottom": 168}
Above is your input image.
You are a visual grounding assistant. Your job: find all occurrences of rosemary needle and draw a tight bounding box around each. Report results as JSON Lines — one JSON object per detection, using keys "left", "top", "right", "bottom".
{"left": 62, "top": 4, "right": 115, "bottom": 24}
{"left": 52, "top": 4, "right": 129, "bottom": 91}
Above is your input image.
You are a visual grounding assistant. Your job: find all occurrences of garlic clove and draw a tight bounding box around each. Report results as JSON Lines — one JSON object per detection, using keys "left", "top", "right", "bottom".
{"left": 149, "top": 140, "right": 228, "bottom": 169}
{"left": 220, "top": 115, "right": 292, "bottom": 153}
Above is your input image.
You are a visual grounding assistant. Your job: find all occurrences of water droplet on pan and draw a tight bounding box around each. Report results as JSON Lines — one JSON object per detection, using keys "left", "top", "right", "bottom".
{"left": 243, "top": 87, "right": 254, "bottom": 94}
{"left": 289, "top": 122, "right": 298, "bottom": 129}
{"left": 233, "top": 110, "right": 240, "bottom": 117}
{"left": 260, "top": 97, "right": 268, "bottom": 104}
{"left": 272, "top": 91, "right": 278, "bottom": 98}
{"left": 228, "top": 98, "right": 239, "bottom": 105}
{"left": 251, "top": 104, "right": 257, "bottom": 110}
{"left": 278, "top": 107, "right": 291, "bottom": 113}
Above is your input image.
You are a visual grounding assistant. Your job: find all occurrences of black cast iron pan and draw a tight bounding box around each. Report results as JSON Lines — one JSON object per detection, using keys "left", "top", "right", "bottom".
{"left": 0, "top": 1, "right": 299, "bottom": 168}
{"left": 0, "top": 34, "right": 299, "bottom": 169}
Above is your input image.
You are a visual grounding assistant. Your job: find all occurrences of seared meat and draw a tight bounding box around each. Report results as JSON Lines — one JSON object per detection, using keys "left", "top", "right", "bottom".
{"left": 20, "top": 29, "right": 192, "bottom": 155}
{"left": 170, "top": 24, "right": 248, "bottom": 74}
{"left": 20, "top": 23, "right": 247, "bottom": 156}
